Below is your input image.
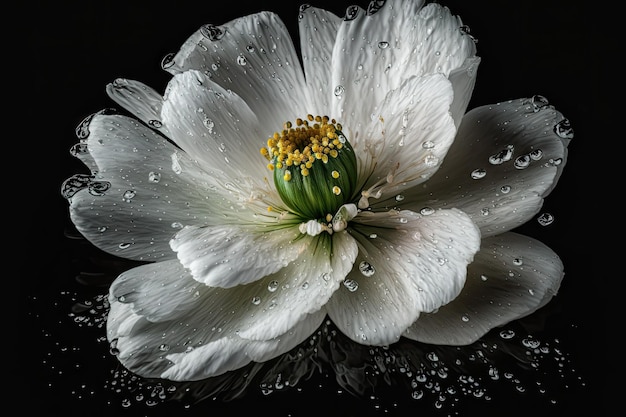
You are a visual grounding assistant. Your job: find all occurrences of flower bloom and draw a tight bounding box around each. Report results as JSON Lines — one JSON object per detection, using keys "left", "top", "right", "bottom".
{"left": 62, "top": 0, "right": 572, "bottom": 382}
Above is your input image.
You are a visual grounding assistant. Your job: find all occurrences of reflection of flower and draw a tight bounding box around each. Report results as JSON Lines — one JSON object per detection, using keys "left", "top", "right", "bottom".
{"left": 62, "top": 0, "right": 572, "bottom": 383}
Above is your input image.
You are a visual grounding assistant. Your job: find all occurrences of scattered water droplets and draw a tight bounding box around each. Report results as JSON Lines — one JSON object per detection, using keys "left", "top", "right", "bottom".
{"left": 537, "top": 212, "right": 555, "bottom": 226}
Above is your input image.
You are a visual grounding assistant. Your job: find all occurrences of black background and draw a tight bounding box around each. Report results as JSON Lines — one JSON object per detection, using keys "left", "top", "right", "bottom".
{"left": 23, "top": 0, "right": 607, "bottom": 416}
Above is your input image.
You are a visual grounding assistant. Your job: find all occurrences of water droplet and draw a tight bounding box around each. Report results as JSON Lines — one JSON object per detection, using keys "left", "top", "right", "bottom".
{"left": 554, "top": 118, "right": 574, "bottom": 139}
{"left": 480, "top": 274, "right": 488, "bottom": 281}
{"left": 203, "top": 117, "right": 215, "bottom": 133}
{"left": 251, "top": 296, "right": 261, "bottom": 305}
{"left": 343, "top": 279, "right": 359, "bottom": 292}
{"left": 200, "top": 24, "right": 225, "bottom": 41}
{"left": 513, "top": 258, "right": 523, "bottom": 266}
{"left": 514, "top": 155, "right": 531, "bottom": 169}
{"left": 359, "top": 261, "right": 376, "bottom": 277}
{"left": 171, "top": 222, "right": 183, "bottom": 229}
{"left": 122, "top": 190, "right": 136, "bottom": 202}
{"left": 321, "top": 272, "right": 331, "bottom": 281}
{"left": 424, "top": 154, "right": 439, "bottom": 167}
{"left": 395, "top": 194, "right": 405, "bottom": 202}
{"left": 480, "top": 207, "right": 490, "bottom": 216}
{"left": 537, "top": 212, "right": 555, "bottom": 226}
{"left": 471, "top": 168, "right": 486, "bottom": 179}
{"left": 267, "top": 280, "right": 279, "bottom": 292}
{"left": 488, "top": 145, "right": 514, "bottom": 165}
{"left": 159, "top": 344, "right": 170, "bottom": 352}
{"left": 344, "top": 5, "right": 360, "bottom": 20}
{"left": 378, "top": 41, "right": 389, "bottom": 49}
{"left": 420, "top": 207, "right": 435, "bottom": 215}
{"left": 148, "top": 171, "right": 161, "bottom": 183}
{"left": 334, "top": 85, "right": 345, "bottom": 98}
{"left": 301, "top": 281, "right": 309, "bottom": 290}
{"left": 522, "top": 337, "right": 541, "bottom": 349}
{"left": 499, "top": 329, "right": 515, "bottom": 339}
{"left": 69, "top": 143, "right": 88, "bottom": 157}
{"left": 500, "top": 185, "right": 511, "bottom": 194}
{"left": 529, "top": 95, "right": 550, "bottom": 112}
{"left": 236, "top": 54, "right": 247, "bottom": 66}
{"left": 529, "top": 149, "right": 543, "bottom": 161}
{"left": 369, "top": 233, "right": 378, "bottom": 239}
{"left": 148, "top": 120, "right": 162, "bottom": 128}
{"left": 422, "top": 140, "right": 435, "bottom": 149}
{"left": 89, "top": 181, "right": 111, "bottom": 196}
{"left": 118, "top": 242, "right": 131, "bottom": 249}
{"left": 161, "top": 53, "right": 175, "bottom": 69}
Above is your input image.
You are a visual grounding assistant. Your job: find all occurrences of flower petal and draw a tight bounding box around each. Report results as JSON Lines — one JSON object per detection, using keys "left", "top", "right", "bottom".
{"left": 165, "top": 11, "right": 311, "bottom": 131}
{"left": 397, "top": 97, "right": 572, "bottom": 237}
{"left": 160, "top": 311, "right": 326, "bottom": 381}
{"left": 109, "top": 259, "right": 205, "bottom": 322}
{"left": 170, "top": 224, "right": 306, "bottom": 288}
{"left": 232, "top": 230, "right": 358, "bottom": 340}
{"left": 330, "top": 1, "right": 476, "bottom": 131}
{"left": 326, "top": 208, "right": 480, "bottom": 345}
{"left": 107, "top": 269, "right": 327, "bottom": 381}
{"left": 161, "top": 69, "right": 268, "bottom": 181}
{"left": 298, "top": 5, "right": 342, "bottom": 114}
{"left": 448, "top": 56, "right": 481, "bottom": 128}
{"left": 105, "top": 78, "right": 171, "bottom": 137}
{"left": 64, "top": 113, "right": 247, "bottom": 261}
{"left": 358, "top": 74, "right": 456, "bottom": 204}
{"left": 404, "top": 232, "right": 564, "bottom": 345}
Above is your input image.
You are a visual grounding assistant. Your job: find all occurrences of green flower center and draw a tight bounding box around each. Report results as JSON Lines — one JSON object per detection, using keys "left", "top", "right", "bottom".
{"left": 261, "top": 114, "right": 358, "bottom": 221}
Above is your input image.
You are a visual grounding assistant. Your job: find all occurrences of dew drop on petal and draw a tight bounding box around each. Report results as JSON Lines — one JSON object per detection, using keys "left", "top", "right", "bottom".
{"left": 420, "top": 207, "right": 435, "bottom": 215}
{"left": 378, "top": 41, "right": 389, "bottom": 49}
{"left": 424, "top": 154, "right": 439, "bottom": 167}
{"left": 529, "top": 149, "right": 543, "bottom": 160}
{"left": 122, "top": 190, "right": 136, "bottom": 202}
{"left": 554, "top": 118, "right": 574, "bottom": 138}
{"left": 537, "top": 212, "right": 555, "bottom": 226}
{"left": 369, "top": 233, "right": 378, "bottom": 239}
{"left": 148, "top": 120, "right": 162, "bottom": 129}
{"left": 422, "top": 140, "right": 435, "bottom": 149}
{"left": 513, "top": 258, "right": 523, "bottom": 266}
{"left": 343, "top": 279, "right": 359, "bottom": 292}
{"left": 251, "top": 296, "right": 261, "bottom": 305}
{"left": 514, "top": 155, "right": 531, "bottom": 169}
{"left": 236, "top": 54, "right": 247, "bottom": 66}
{"left": 267, "top": 280, "right": 279, "bottom": 292}
{"left": 395, "top": 194, "right": 405, "bottom": 202}
{"left": 500, "top": 185, "right": 511, "bottom": 194}
{"left": 148, "top": 171, "right": 161, "bottom": 183}
{"left": 334, "top": 85, "right": 345, "bottom": 98}
{"left": 471, "top": 168, "right": 486, "bottom": 179}
{"left": 359, "top": 261, "right": 376, "bottom": 277}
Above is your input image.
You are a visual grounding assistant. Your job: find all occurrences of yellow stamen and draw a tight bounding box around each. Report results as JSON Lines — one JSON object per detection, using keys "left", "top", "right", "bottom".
{"left": 261, "top": 114, "right": 345, "bottom": 180}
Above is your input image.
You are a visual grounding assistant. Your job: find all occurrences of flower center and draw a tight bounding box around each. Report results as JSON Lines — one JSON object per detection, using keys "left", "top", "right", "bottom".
{"left": 261, "top": 114, "right": 357, "bottom": 221}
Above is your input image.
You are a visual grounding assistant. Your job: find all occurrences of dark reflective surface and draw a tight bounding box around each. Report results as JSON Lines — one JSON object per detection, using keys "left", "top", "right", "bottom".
{"left": 26, "top": 0, "right": 606, "bottom": 415}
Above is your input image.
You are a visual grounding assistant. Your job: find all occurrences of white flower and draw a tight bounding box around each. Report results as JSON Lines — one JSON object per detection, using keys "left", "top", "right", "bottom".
{"left": 62, "top": 0, "right": 572, "bottom": 382}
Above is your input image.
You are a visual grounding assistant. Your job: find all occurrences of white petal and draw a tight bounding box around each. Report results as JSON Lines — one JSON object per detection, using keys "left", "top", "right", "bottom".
{"left": 105, "top": 78, "right": 172, "bottom": 137}
{"left": 64, "top": 113, "right": 238, "bottom": 261}
{"left": 404, "top": 232, "right": 564, "bottom": 345}
{"left": 109, "top": 259, "right": 204, "bottom": 322}
{"left": 326, "top": 208, "right": 480, "bottom": 345}
{"left": 234, "top": 230, "right": 358, "bottom": 340}
{"left": 161, "top": 311, "right": 326, "bottom": 381}
{"left": 298, "top": 6, "right": 342, "bottom": 114}
{"left": 330, "top": 1, "right": 476, "bottom": 130}
{"left": 170, "top": 224, "right": 306, "bottom": 288}
{"left": 399, "top": 97, "right": 572, "bottom": 237}
{"left": 358, "top": 74, "right": 456, "bottom": 202}
{"left": 165, "top": 11, "right": 311, "bottom": 131}
{"left": 161, "top": 70, "right": 268, "bottom": 181}
{"left": 448, "top": 56, "right": 481, "bottom": 128}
